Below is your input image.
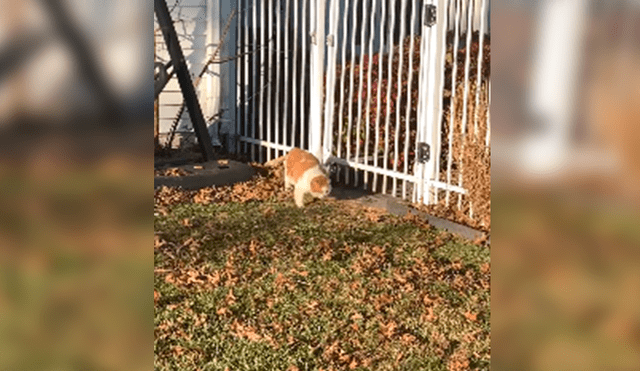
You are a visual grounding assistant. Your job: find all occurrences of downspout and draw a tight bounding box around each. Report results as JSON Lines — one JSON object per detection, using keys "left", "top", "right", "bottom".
{"left": 207, "top": 0, "right": 222, "bottom": 146}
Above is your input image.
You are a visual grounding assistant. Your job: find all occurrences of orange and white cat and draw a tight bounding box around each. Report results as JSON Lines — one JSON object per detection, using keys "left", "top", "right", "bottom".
{"left": 284, "top": 148, "right": 331, "bottom": 207}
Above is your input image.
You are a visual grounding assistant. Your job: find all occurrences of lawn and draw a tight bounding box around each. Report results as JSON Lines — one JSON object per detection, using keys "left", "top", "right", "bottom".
{"left": 154, "top": 182, "right": 490, "bottom": 370}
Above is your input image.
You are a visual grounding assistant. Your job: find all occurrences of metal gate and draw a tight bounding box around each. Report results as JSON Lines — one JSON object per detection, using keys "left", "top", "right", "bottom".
{"left": 235, "top": 0, "right": 490, "bottom": 210}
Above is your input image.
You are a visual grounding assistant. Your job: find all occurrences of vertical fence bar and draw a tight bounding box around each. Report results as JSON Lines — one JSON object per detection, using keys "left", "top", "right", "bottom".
{"left": 345, "top": 0, "right": 358, "bottom": 185}
{"left": 250, "top": 0, "right": 257, "bottom": 161}
{"left": 445, "top": 0, "right": 462, "bottom": 206}
{"left": 413, "top": 17, "right": 429, "bottom": 204}
{"left": 300, "top": 0, "right": 308, "bottom": 150}
{"left": 403, "top": 1, "right": 418, "bottom": 200}
{"left": 291, "top": 0, "right": 300, "bottom": 148}
{"left": 322, "top": 0, "right": 340, "bottom": 163}
{"left": 243, "top": 2, "right": 250, "bottom": 155}
{"left": 423, "top": 0, "right": 446, "bottom": 204}
{"left": 372, "top": 0, "right": 387, "bottom": 192}
{"left": 236, "top": 1, "right": 242, "bottom": 153}
{"left": 353, "top": 0, "right": 370, "bottom": 187}
{"left": 258, "top": 0, "right": 266, "bottom": 162}
{"left": 266, "top": 0, "right": 274, "bottom": 160}
{"left": 362, "top": 0, "right": 378, "bottom": 190}
{"left": 309, "top": 0, "right": 326, "bottom": 160}
{"left": 275, "top": 0, "right": 282, "bottom": 158}
{"left": 416, "top": 0, "right": 446, "bottom": 205}
{"left": 234, "top": 0, "right": 247, "bottom": 153}
{"left": 392, "top": 0, "right": 408, "bottom": 197}
{"left": 382, "top": 1, "right": 397, "bottom": 193}
{"left": 283, "top": 0, "right": 291, "bottom": 149}
{"left": 459, "top": 0, "right": 474, "bottom": 210}
{"left": 431, "top": 0, "right": 448, "bottom": 204}
{"left": 255, "top": 1, "right": 261, "bottom": 161}
{"left": 473, "top": 0, "right": 487, "bottom": 141}
{"left": 336, "top": 0, "right": 351, "bottom": 183}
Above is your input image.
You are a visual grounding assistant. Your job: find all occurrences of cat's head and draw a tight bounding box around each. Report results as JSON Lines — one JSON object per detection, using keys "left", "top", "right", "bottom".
{"left": 310, "top": 175, "right": 331, "bottom": 198}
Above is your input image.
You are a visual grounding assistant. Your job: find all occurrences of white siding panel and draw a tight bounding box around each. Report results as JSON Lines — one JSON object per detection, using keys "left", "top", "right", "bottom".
{"left": 155, "top": 0, "right": 208, "bottom": 135}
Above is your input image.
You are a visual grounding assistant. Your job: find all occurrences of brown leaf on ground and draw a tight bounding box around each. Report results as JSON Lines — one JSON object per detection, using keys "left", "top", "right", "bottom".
{"left": 322, "top": 341, "right": 340, "bottom": 360}
{"left": 156, "top": 167, "right": 189, "bottom": 177}
{"left": 193, "top": 187, "right": 214, "bottom": 204}
{"left": 231, "top": 320, "right": 262, "bottom": 342}
{"left": 172, "top": 345, "right": 184, "bottom": 356}
{"left": 373, "top": 294, "right": 394, "bottom": 311}
{"left": 401, "top": 333, "right": 416, "bottom": 345}
{"left": 244, "top": 328, "right": 261, "bottom": 342}
{"left": 451, "top": 260, "right": 463, "bottom": 270}
{"left": 422, "top": 307, "right": 437, "bottom": 322}
{"left": 225, "top": 289, "right": 236, "bottom": 305}
{"left": 473, "top": 233, "right": 489, "bottom": 245}
{"left": 216, "top": 307, "right": 228, "bottom": 315}
{"left": 464, "top": 311, "right": 478, "bottom": 322}
{"left": 322, "top": 250, "right": 332, "bottom": 261}
{"left": 154, "top": 235, "right": 166, "bottom": 249}
{"left": 448, "top": 348, "right": 470, "bottom": 371}
{"left": 164, "top": 273, "right": 176, "bottom": 284}
{"left": 262, "top": 206, "right": 275, "bottom": 217}
{"left": 395, "top": 351, "right": 403, "bottom": 362}
{"left": 274, "top": 272, "right": 287, "bottom": 288}
{"left": 363, "top": 206, "right": 386, "bottom": 222}
{"left": 244, "top": 239, "right": 258, "bottom": 254}
{"left": 348, "top": 359, "right": 358, "bottom": 369}
{"left": 291, "top": 268, "right": 308, "bottom": 277}
{"left": 380, "top": 321, "right": 397, "bottom": 338}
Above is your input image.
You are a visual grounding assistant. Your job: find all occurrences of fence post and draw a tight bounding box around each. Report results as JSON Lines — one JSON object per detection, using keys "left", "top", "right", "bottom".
{"left": 525, "top": 0, "right": 587, "bottom": 175}
{"left": 322, "top": 0, "right": 339, "bottom": 165}
{"left": 309, "top": 0, "right": 326, "bottom": 161}
{"left": 416, "top": 0, "right": 446, "bottom": 204}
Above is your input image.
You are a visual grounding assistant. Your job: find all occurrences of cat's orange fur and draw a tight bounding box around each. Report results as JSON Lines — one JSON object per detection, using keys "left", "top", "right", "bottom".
{"left": 284, "top": 148, "right": 331, "bottom": 207}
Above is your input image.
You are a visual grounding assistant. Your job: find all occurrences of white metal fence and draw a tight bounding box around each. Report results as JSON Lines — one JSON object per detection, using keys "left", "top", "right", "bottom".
{"left": 234, "top": 0, "right": 490, "bottom": 214}
{"left": 155, "top": 0, "right": 490, "bottom": 215}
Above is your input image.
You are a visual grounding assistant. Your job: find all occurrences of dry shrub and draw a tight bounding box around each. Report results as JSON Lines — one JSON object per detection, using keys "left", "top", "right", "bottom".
{"left": 418, "top": 79, "right": 491, "bottom": 231}
{"left": 330, "top": 32, "right": 490, "bottom": 175}
{"left": 330, "top": 32, "right": 491, "bottom": 230}
{"left": 331, "top": 35, "right": 422, "bottom": 171}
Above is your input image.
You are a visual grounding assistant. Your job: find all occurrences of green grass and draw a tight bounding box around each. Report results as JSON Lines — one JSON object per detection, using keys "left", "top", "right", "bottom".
{"left": 154, "top": 197, "right": 490, "bottom": 370}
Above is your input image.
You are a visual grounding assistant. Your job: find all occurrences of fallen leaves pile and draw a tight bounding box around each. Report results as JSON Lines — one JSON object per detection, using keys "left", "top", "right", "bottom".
{"left": 155, "top": 161, "right": 290, "bottom": 212}
{"left": 154, "top": 167, "right": 190, "bottom": 177}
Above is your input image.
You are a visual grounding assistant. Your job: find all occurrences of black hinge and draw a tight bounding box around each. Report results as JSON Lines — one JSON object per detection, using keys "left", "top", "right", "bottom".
{"left": 417, "top": 143, "right": 430, "bottom": 163}
{"left": 424, "top": 4, "right": 436, "bottom": 27}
